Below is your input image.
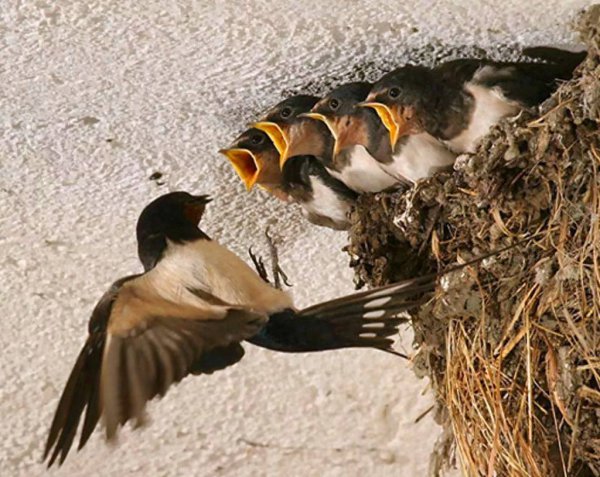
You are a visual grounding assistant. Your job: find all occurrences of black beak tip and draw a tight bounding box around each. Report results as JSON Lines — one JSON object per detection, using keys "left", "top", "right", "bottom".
{"left": 192, "top": 194, "right": 212, "bottom": 204}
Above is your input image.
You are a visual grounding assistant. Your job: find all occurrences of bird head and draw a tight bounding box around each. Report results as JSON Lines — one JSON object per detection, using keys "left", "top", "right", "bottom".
{"left": 219, "top": 128, "right": 287, "bottom": 200}
{"left": 250, "top": 95, "right": 320, "bottom": 166}
{"left": 136, "top": 192, "right": 211, "bottom": 244}
{"left": 251, "top": 95, "right": 334, "bottom": 170}
{"left": 300, "top": 82, "right": 375, "bottom": 157}
{"left": 360, "top": 66, "right": 433, "bottom": 150}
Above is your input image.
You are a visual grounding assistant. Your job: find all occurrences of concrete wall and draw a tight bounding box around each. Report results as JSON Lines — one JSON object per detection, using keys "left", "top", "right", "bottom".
{"left": 0, "top": 1, "right": 592, "bottom": 476}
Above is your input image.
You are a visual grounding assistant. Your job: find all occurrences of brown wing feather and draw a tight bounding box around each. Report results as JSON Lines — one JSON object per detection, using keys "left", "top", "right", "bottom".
{"left": 100, "top": 280, "right": 266, "bottom": 441}
{"left": 44, "top": 274, "right": 266, "bottom": 467}
{"left": 43, "top": 274, "right": 128, "bottom": 468}
{"left": 44, "top": 333, "right": 105, "bottom": 467}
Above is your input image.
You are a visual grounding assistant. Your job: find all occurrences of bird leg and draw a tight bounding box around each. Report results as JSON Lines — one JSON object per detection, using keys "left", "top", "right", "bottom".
{"left": 248, "top": 227, "right": 292, "bottom": 289}
{"left": 248, "top": 247, "right": 270, "bottom": 284}
{"left": 264, "top": 226, "right": 292, "bottom": 290}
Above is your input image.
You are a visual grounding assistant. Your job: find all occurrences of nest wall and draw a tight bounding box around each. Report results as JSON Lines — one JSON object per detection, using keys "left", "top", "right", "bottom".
{"left": 348, "top": 6, "right": 600, "bottom": 477}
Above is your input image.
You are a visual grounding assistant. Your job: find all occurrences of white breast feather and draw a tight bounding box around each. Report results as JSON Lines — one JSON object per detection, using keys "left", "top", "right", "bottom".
{"left": 150, "top": 240, "right": 293, "bottom": 313}
{"left": 305, "top": 177, "right": 351, "bottom": 225}
{"left": 329, "top": 145, "right": 397, "bottom": 192}
{"left": 447, "top": 82, "right": 520, "bottom": 153}
{"left": 381, "top": 133, "right": 456, "bottom": 182}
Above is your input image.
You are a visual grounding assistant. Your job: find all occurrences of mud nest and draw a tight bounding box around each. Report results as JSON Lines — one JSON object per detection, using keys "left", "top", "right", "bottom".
{"left": 348, "top": 6, "right": 600, "bottom": 477}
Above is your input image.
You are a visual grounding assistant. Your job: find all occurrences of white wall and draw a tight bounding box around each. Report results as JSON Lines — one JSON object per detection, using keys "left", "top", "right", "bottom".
{"left": 0, "top": 1, "right": 592, "bottom": 476}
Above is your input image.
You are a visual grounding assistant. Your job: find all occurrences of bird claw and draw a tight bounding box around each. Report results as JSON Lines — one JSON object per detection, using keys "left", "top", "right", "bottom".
{"left": 264, "top": 226, "right": 292, "bottom": 290}
{"left": 248, "top": 247, "right": 270, "bottom": 284}
{"left": 248, "top": 227, "right": 292, "bottom": 290}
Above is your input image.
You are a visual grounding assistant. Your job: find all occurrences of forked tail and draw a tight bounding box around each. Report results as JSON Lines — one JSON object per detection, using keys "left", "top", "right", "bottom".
{"left": 246, "top": 273, "right": 436, "bottom": 354}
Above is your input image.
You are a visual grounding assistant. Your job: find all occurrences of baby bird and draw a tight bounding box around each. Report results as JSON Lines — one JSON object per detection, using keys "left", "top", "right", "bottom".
{"left": 253, "top": 95, "right": 358, "bottom": 230}
{"left": 303, "top": 82, "right": 402, "bottom": 192}
{"left": 219, "top": 127, "right": 289, "bottom": 201}
{"left": 365, "top": 47, "right": 586, "bottom": 154}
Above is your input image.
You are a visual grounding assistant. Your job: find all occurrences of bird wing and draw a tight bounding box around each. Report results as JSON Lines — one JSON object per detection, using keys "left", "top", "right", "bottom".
{"left": 499, "top": 48, "right": 585, "bottom": 106}
{"left": 101, "top": 277, "right": 266, "bottom": 438}
{"left": 434, "top": 58, "right": 484, "bottom": 86}
{"left": 521, "top": 46, "right": 586, "bottom": 69}
{"left": 443, "top": 48, "right": 585, "bottom": 108}
{"left": 435, "top": 48, "right": 585, "bottom": 105}
{"left": 44, "top": 272, "right": 266, "bottom": 467}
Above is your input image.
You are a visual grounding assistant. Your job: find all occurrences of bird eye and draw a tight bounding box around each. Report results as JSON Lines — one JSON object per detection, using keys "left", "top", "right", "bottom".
{"left": 329, "top": 98, "right": 340, "bottom": 110}
{"left": 280, "top": 107, "right": 292, "bottom": 118}
{"left": 251, "top": 134, "right": 264, "bottom": 145}
{"left": 389, "top": 87, "right": 401, "bottom": 99}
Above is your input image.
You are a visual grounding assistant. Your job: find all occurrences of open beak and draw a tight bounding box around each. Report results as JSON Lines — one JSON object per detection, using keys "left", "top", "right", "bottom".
{"left": 358, "top": 102, "right": 401, "bottom": 149}
{"left": 251, "top": 121, "right": 288, "bottom": 157}
{"left": 219, "top": 148, "right": 261, "bottom": 190}
{"left": 298, "top": 112, "right": 340, "bottom": 156}
{"left": 251, "top": 121, "right": 291, "bottom": 169}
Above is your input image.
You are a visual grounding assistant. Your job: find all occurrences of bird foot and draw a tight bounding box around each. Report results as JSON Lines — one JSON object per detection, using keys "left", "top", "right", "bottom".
{"left": 264, "top": 226, "right": 292, "bottom": 290}
{"left": 248, "top": 227, "right": 292, "bottom": 290}
{"left": 248, "top": 247, "right": 270, "bottom": 284}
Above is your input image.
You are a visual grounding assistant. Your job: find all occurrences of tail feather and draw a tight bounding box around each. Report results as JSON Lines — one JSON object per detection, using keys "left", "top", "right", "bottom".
{"left": 44, "top": 334, "right": 104, "bottom": 467}
{"left": 246, "top": 276, "right": 437, "bottom": 353}
{"left": 301, "top": 277, "right": 436, "bottom": 320}
{"left": 522, "top": 46, "right": 587, "bottom": 71}
{"left": 246, "top": 309, "right": 406, "bottom": 353}
{"left": 248, "top": 239, "right": 530, "bottom": 354}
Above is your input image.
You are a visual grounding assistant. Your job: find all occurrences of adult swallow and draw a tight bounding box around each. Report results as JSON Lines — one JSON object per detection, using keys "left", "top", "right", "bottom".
{"left": 365, "top": 47, "right": 586, "bottom": 154}
{"left": 219, "top": 128, "right": 289, "bottom": 201}
{"left": 45, "top": 191, "right": 429, "bottom": 466}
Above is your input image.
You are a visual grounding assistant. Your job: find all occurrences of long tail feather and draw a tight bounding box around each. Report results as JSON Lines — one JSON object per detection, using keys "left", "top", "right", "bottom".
{"left": 246, "top": 308, "right": 406, "bottom": 353}
{"left": 44, "top": 334, "right": 104, "bottom": 467}
{"left": 522, "top": 46, "right": 587, "bottom": 70}
{"left": 248, "top": 239, "right": 530, "bottom": 354}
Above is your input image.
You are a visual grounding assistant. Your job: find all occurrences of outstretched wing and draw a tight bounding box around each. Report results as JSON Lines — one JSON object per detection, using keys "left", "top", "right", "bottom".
{"left": 44, "top": 273, "right": 266, "bottom": 467}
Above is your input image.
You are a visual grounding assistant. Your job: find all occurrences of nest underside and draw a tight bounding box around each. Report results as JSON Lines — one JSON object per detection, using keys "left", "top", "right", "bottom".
{"left": 348, "top": 6, "right": 600, "bottom": 477}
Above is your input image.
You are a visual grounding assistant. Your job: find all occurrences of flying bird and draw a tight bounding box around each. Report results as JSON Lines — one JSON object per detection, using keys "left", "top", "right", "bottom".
{"left": 44, "top": 191, "right": 433, "bottom": 467}
{"left": 305, "top": 82, "right": 456, "bottom": 186}
{"left": 365, "top": 46, "right": 586, "bottom": 154}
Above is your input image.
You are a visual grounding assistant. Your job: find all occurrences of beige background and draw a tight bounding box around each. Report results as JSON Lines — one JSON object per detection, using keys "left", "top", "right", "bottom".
{"left": 0, "top": 1, "right": 592, "bottom": 476}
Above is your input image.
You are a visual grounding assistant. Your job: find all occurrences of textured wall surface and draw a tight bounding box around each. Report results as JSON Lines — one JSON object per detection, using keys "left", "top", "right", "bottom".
{"left": 0, "top": 1, "right": 592, "bottom": 476}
